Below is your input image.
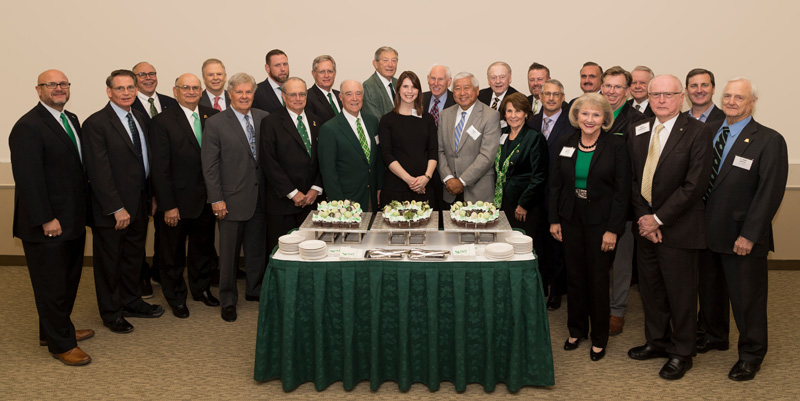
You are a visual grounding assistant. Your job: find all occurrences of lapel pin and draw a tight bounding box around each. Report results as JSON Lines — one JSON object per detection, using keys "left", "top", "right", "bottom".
{"left": 744, "top": 138, "right": 750, "bottom": 143}
{"left": 203, "top": 115, "right": 207, "bottom": 118}
{"left": 313, "top": 121, "right": 317, "bottom": 127}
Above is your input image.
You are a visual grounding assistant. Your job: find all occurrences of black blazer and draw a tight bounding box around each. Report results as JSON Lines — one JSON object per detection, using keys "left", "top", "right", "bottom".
{"left": 705, "top": 118, "right": 788, "bottom": 257}
{"left": 306, "top": 84, "right": 342, "bottom": 125}
{"left": 199, "top": 90, "right": 231, "bottom": 109}
{"left": 625, "top": 98, "right": 655, "bottom": 118}
{"left": 422, "top": 90, "right": 456, "bottom": 120}
{"left": 260, "top": 108, "right": 324, "bottom": 215}
{"left": 478, "top": 86, "right": 519, "bottom": 107}
{"left": 149, "top": 104, "right": 218, "bottom": 219}
{"left": 252, "top": 79, "right": 284, "bottom": 113}
{"left": 549, "top": 130, "right": 630, "bottom": 236}
{"left": 607, "top": 102, "right": 646, "bottom": 137}
{"left": 10, "top": 103, "right": 88, "bottom": 242}
{"left": 497, "top": 126, "right": 548, "bottom": 211}
{"left": 680, "top": 103, "right": 726, "bottom": 127}
{"left": 131, "top": 92, "right": 178, "bottom": 122}
{"left": 83, "top": 103, "right": 152, "bottom": 227}
{"left": 528, "top": 103, "right": 572, "bottom": 174}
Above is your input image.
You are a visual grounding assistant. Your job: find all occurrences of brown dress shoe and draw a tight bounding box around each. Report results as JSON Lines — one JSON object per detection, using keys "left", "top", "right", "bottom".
{"left": 609, "top": 316, "right": 624, "bottom": 336}
{"left": 52, "top": 347, "right": 91, "bottom": 366}
{"left": 40, "top": 329, "right": 96, "bottom": 346}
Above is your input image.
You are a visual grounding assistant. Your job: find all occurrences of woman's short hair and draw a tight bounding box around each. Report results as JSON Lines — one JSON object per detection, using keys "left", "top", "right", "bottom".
{"left": 499, "top": 92, "right": 532, "bottom": 121}
{"left": 569, "top": 93, "right": 614, "bottom": 131}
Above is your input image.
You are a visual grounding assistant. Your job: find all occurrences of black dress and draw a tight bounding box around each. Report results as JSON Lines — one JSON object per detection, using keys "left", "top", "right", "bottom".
{"left": 378, "top": 111, "right": 438, "bottom": 204}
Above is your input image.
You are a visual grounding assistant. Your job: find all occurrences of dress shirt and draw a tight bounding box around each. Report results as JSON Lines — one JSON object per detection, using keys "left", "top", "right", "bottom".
{"left": 342, "top": 111, "right": 371, "bottom": 151}
{"left": 40, "top": 100, "right": 81, "bottom": 160}
{"left": 541, "top": 108, "right": 563, "bottom": 139}
{"left": 687, "top": 103, "right": 716, "bottom": 122}
{"left": 632, "top": 98, "right": 649, "bottom": 111}
{"left": 136, "top": 92, "right": 163, "bottom": 115}
{"left": 315, "top": 85, "right": 340, "bottom": 113}
{"left": 376, "top": 73, "right": 395, "bottom": 102}
{"left": 109, "top": 101, "right": 149, "bottom": 177}
{"left": 206, "top": 91, "right": 227, "bottom": 111}
{"left": 427, "top": 92, "right": 449, "bottom": 116}
{"left": 285, "top": 108, "right": 323, "bottom": 199}
{"left": 267, "top": 76, "right": 283, "bottom": 103}
{"left": 716, "top": 116, "right": 752, "bottom": 166}
{"left": 443, "top": 102, "right": 477, "bottom": 186}
{"left": 646, "top": 113, "right": 679, "bottom": 225}
{"left": 180, "top": 104, "right": 199, "bottom": 130}
{"left": 490, "top": 90, "right": 509, "bottom": 109}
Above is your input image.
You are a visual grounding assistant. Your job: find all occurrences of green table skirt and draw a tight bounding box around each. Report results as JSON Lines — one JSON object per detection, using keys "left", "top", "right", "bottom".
{"left": 253, "top": 257, "right": 554, "bottom": 392}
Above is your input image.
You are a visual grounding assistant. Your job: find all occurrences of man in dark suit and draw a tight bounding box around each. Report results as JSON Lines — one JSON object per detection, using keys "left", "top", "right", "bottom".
{"left": 627, "top": 75, "right": 713, "bottom": 380}
{"left": 318, "top": 80, "right": 383, "bottom": 212}
{"left": 83, "top": 70, "right": 165, "bottom": 334}
{"left": 150, "top": 73, "right": 220, "bottom": 319}
{"left": 626, "top": 66, "right": 655, "bottom": 118}
{"left": 261, "top": 77, "right": 324, "bottom": 252}
{"left": 526, "top": 63, "right": 550, "bottom": 115}
{"left": 306, "top": 55, "right": 342, "bottom": 125}
{"left": 527, "top": 79, "right": 570, "bottom": 311}
{"left": 362, "top": 46, "right": 398, "bottom": 120}
{"left": 252, "top": 49, "right": 289, "bottom": 113}
{"left": 683, "top": 68, "right": 725, "bottom": 126}
{"left": 9, "top": 69, "right": 93, "bottom": 366}
{"left": 202, "top": 73, "right": 269, "bottom": 322}
{"left": 199, "top": 58, "right": 231, "bottom": 111}
{"left": 478, "top": 61, "right": 519, "bottom": 111}
{"left": 569, "top": 61, "right": 603, "bottom": 104}
{"left": 422, "top": 64, "right": 454, "bottom": 214}
{"left": 698, "top": 77, "right": 788, "bottom": 381}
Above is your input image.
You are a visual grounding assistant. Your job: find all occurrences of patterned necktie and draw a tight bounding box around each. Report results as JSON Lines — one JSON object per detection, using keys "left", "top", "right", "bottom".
{"left": 356, "top": 117, "right": 370, "bottom": 161}
{"left": 244, "top": 115, "right": 256, "bottom": 160}
{"left": 635, "top": 104, "right": 641, "bottom": 111}
{"left": 388, "top": 82, "right": 396, "bottom": 100}
{"left": 542, "top": 117, "right": 552, "bottom": 139}
{"left": 297, "top": 115, "right": 312, "bottom": 156}
{"left": 640, "top": 123, "right": 664, "bottom": 203}
{"left": 126, "top": 113, "right": 146, "bottom": 185}
{"left": 532, "top": 100, "right": 539, "bottom": 115}
{"left": 213, "top": 96, "right": 222, "bottom": 111}
{"left": 430, "top": 97, "right": 440, "bottom": 125}
{"left": 704, "top": 126, "right": 730, "bottom": 201}
{"left": 192, "top": 112, "right": 202, "bottom": 146}
{"left": 327, "top": 93, "right": 339, "bottom": 115}
{"left": 454, "top": 111, "right": 467, "bottom": 152}
{"left": 491, "top": 97, "right": 499, "bottom": 110}
{"left": 59, "top": 113, "right": 78, "bottom": 151}
{"left": 148, "top": 98, "right": 158, "bottom": 117}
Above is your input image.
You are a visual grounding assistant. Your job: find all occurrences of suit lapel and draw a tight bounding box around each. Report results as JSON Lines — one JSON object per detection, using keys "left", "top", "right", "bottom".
{"left": 655, "top": 116, "right": 687, "bottom": 171}
{"left": 337, "top": 115, "right": 368, "bottom": 163}
{"left": 36, "top": 104, "right": 81, "bottom": 163}
{"left": 713, "top": 120, "right": 757, "bottom": 189}
{"left": 281, "top": 110, "right": 310, "bottom": 158}
{"left": 587, "top": 132, "right": 606, "bottom": 173}
{"left": 106, "top": 104, "right": 139, "bottom": 156}
{"left": 225, "top": 109, "right": 254, "bottom": 161}
{"left": 457, "top": 104, "right": 481, "bottom": 154}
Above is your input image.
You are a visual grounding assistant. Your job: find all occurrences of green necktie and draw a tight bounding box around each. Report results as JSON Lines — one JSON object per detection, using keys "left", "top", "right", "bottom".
{"left": 356, "top": 117, "right": 370, "bottom": 161}
{"left": 297, "top": 115, "right": 312, "bottom": 156}
{"left": 192, "top": 112, "right": 202, "bottom": 146}
{"left": 327, "top": 93, "right": 339, "bottom": 115}
{"left": 148, "top": 97, "right": 158, "bottom": 117}
{"left": 388, "top": 82, "right": 396, "bottom": 99}
{"left": 59, "top": 113, "right": 78, "bottom": 151}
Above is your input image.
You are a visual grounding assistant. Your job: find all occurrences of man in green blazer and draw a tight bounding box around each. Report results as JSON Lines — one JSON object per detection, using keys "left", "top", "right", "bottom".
{"left": 361, "top": 46, "right": 398, "bottom": 120}
{"left": 318, "top": 80, "right": 384, "bottom": 211}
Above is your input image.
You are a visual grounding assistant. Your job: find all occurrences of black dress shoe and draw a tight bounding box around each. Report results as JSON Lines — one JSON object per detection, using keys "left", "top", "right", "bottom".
{"left": 192, "top": 290, "right": 220, "bottom": 307}
{"left": 696, "top": 337, "right": 729, "bottom": 353}
{"left": 659, "top": 358, "right": 692, "bottom": 380}
{"left": 171, "top": 304, "right": 190, "bottom": 319}
{"left": 140, "top": 278, "right": 154, "bottom": 299}
{"left": 103, "top": 317, "right": 134, "bottom": 334}
{"left": 628, "top": 344, "right": 669, "bottom": 360}
{"left": 245, "top": 295, "right": 260, "bottom": 302}
{"left": 546, "top": 294, "right": 562, "bottom": 311}
{"left": 123, "top": 303, "right": 165, "bottom": 318}
{"left": 564, "top": 337, "right": 582, "bottom": 351}
{"left": 590, "top": 347, "right": 606, "bottom": 361}
{"left": 728, "top": 360, "right": 761, "bottom": 381}
{"left": 221, "top": 306, "right": 237, "bottom": 322}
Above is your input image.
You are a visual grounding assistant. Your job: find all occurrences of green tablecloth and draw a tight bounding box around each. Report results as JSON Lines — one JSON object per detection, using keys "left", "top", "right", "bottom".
{"left": 253, "top": 257, "right": 554, "bottom": 392}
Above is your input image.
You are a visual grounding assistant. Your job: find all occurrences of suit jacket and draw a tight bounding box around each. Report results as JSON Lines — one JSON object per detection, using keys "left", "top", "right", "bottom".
{"left": 437, "top": 101, "right": 502, "bottom": 203}
{"left": 681, "top": 103, "right": 726, "bottom": 127}
{"left": 625, "top": 98, "right": 655, "bottom": 119}
{"left": 422, "top": 90, "right": 456, "bottom": 121}
{"left": 260, "top": 108, "right": 324, "bottom": 215}
{"left": 318, "top": 112, "right": 384, "bottom": 211}
{"left": 548, "top": 130, "right": 630, "bottom": 235}
{"left": 199, "top": 90, "right": 231, "bottom": 110}
{"left": 362, "top": 72, "right": 397, "bottom": 120}
{"left": 705, "top": 118, "right": 788, "bottom": 257}
{"left": 628, "top": 114, "right": 713, "bottom": 249}
{"left": 478, "top": 86, "right": 519, "bottom": 108}
{"left": 150, "top": 104, "right": 218, "bottom": 219}
{"left": 497, "top": 126, "right": 548, "bottom": 211}
{"left": 83, "top": 103, "right": 151, "bottom": 227}
{"left": 252, "top": 78, "right": 284, "bottom": 113}
{"left": 131, "top": 92, "right": 178, "bottom": 122}
{"left": 201, "top": 107, "right": 269, "bottom": 221}
{"left": 607, "top": 102, "right": 646, "bottom": 136}
{"left": 528, "top": 103, "right": 572, "bottom": 174}
{"left": 10, "top": 103, "right": 88, "bottom": 242}
{"left": 306, "top": 84, "right": 342, "bottom": 125}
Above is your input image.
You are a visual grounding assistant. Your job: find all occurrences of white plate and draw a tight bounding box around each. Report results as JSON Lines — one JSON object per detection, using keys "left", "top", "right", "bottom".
{"left": 301, "top": 253, "right": 327, "bottom": 260}
{"left": 279, "top": 234, "right": 304, "bottom": 244}
{"left": 505, "top": 235, "right": 532, "bottom": 244}
{"left": 299, "top": 240, "right": 327, "bottom": 250}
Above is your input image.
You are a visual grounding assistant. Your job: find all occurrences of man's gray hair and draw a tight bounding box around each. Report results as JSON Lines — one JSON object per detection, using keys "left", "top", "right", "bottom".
{"left": 227, "top": 72, "right": 256, "bottom": 91}
{"left": 452, "top": 72, "right": 479, "bottom": 88}
{"left": 312, "top": 55, "right": 337, "bottom": 72}
{"left": 727, "top": 76, "right": 758, "bottom": 98}
{"left": 374, "top": 46, "right": 398, "bottom": 61}
{"left": 487, "top": 61, "right": 511, "bottom": 76}
{"left": 428, "top": 64, "right": 452, "bottom": 80}
{"left": 544, "top": 79, "right": 565, "bottom": 92}
{"left": 632, "top": 65, "right": 655, "bottom": 80}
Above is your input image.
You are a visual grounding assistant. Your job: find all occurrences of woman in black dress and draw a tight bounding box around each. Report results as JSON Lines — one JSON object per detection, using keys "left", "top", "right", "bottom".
{"left": 378, "top": 71, "right": 438, "bottom": 205}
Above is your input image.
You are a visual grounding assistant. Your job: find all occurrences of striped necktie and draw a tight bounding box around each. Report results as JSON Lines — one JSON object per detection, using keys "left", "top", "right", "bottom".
{"left": 704, "top": 126, "right": 730, "bottom": 201}
{"left": 454, "top": 111, "right": 466, "bottom": 152}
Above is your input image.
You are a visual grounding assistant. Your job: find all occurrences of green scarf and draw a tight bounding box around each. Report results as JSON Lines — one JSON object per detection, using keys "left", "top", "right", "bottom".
{"left": 493, "top": 133, "right": 522, "bottom": 208}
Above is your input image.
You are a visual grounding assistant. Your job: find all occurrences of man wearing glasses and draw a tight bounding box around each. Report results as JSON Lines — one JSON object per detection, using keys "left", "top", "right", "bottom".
{"left": 83, "top": 70, "right": 165, "bottom": 335}
{"left": 10, "top": 70, "right": 93, "bottom": 366}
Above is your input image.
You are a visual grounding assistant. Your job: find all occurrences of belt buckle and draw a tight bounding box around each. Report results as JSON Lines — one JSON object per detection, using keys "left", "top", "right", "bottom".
{"left": 575, "top": 188, "right": 588, "bottom": 199}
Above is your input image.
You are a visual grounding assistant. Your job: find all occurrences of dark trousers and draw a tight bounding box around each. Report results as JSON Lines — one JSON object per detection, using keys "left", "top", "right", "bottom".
{"left": 561, "top": 198, "right": 613, "bottom": 348}
{"left": 697, "top": 250, "right": 730, "bottom": 343}
{"left": 637, "top": 239, "right": 698, "bottom": 360}
{"left": 157, "top": 204, "right": 216, "bottom": 307}
{"left": 266, "top": 210, "right": 310, "bottom": 254}
{"left": 92, "top": 197, "right": 149, "bottom": 323}
{"left": 23, "top": 234, "right": 85, "bottom": 354}
{"left": 218, "top": 200, "right": 267, "bottom": 308}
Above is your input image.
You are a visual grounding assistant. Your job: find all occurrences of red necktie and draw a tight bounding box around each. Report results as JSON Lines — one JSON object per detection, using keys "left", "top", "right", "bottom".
{"left": 213, "top": 96, "right": 222, "bottom": 111}
{"left": 430, "top": 97, "right": 440, "bottom": 125}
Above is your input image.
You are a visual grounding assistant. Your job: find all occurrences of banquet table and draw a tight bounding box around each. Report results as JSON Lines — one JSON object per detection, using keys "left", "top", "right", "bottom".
{"left": 253, "top": 230, "right": 554, "bottom": 392}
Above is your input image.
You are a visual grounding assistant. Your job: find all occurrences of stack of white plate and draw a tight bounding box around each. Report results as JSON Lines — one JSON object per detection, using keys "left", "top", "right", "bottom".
{"left": 505, "top": 235, "right": 533, "bottom": 254}
{"left": 299, "top": 240, "right": 328, "bottom": 260}
{"left": 278, "top": 234, "right": 304, "bottom": 254}
{"left": 484, "top": 242, "right": 515, "bottom": 261}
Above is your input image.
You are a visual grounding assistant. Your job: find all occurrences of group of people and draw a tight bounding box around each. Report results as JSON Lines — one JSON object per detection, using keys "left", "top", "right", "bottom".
{"left": 10, "top": 46, "right": 787, "bottom": 385}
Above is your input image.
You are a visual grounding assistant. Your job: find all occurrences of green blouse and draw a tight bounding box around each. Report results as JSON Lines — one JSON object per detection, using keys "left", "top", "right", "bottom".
{"left": 574, "top": 149, "right": 594, "bottom": 190}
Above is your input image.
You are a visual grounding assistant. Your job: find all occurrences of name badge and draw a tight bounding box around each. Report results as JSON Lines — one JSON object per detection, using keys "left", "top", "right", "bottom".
{"left": 635, "top": 122, "right": 650, "bottom": 136}
{"left": 499, "top": 120, "right": 508, "bottom": 129}
{"left": 499, "top": 134, "right": 508, "bottom": 145}
{"left": 560, "top": 146, "right": 576, "bottom": 157}
{"left": 374, "top": 135, "right": 380, "bottom": 145}
{"left": 466, "top": 126, "right": 482, "bottom": 140}
{"left": 732, "top": 155, "right": 753, "bottom": 170}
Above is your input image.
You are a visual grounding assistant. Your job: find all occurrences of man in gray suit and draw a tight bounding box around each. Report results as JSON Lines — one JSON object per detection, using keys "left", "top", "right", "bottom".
{"left": 362, "top": 46, "right": 398, "bottom": 119}
{"left": 201, "top": 73, "right": 269, "bottom": 322}
{"left": 437, "top": 72, "right": 501, "bottom": 205}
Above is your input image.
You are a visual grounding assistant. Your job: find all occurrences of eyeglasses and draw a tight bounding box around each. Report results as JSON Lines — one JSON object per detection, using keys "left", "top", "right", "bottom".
{"left": 649, "top": 92, "right": 682, "bottom": 99}
{"left": 136, "top": 72, "right": 157, "bottom": 78}
{"left": 38, "top": 82, "right": 71, "bottom": 89}
{"left": 112, "top": 85, "right": 137, "bottom": 93}
{"left": 285, "top": 92, "right": 307, "bottom": 99}
{"left": 541, "top": 91, "right": 563, "bottom": 98}
{"left": 602, "top": 84, "right": 627, "bottom": 92}
{"left": 176, "top": 85, "right": 201, "bottom": 92}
